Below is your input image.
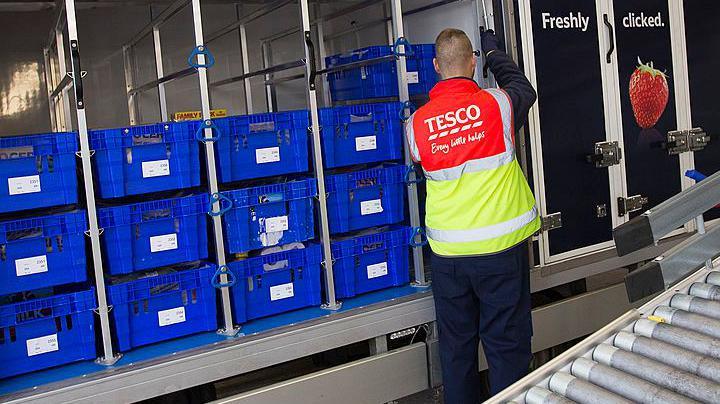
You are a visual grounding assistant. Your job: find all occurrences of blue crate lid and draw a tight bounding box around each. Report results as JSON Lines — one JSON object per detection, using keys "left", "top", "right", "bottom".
{"left": 331, "top": 226, "right": 412, "bottom": 260}
{"left": 89, "top": 121, "right": 196, "bottom": 150}
{"left": 217, "top": 110, "right": 310, "bottom": 135}
{"left": 223, "top": 179, "right": 317, "bottom": 209}
{"left": 229, "top": 244, "right": 322, "bottom": 277}
{"left": 0, "top": 132, "right": 78, "bottom": 157}
{"left": 326, "top": 164, "right": 406, "bottom": 193}
{"left": 107, "top": 263, "right": 215, "bottom": 305}
{"left": 98, "top": 194, "right": 209, "bottom": 228}
{"left": 0, "top": 210, "right": 87, "bottom": 244}
{"left": 0, "top": 289, "right": 96, "bottom": 327}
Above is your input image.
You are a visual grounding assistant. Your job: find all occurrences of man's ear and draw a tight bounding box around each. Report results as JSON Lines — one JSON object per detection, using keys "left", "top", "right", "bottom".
{"left": 433, "top": 58, "right": 441, "bottom": 75}
{"left": 471, "top": 55, "right": 477, "bottom": 72}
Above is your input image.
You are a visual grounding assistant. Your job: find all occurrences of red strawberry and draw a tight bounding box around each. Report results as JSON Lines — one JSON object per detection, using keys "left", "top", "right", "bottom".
{"left": 629, "top": 58, "right": 669, "bottom": 129}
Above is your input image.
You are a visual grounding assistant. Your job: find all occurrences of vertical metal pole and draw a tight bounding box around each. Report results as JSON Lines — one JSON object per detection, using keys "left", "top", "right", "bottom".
{"left": 262, "top": 41, "right": 276, "bottom": 112}
{"left": 56, "top": 28, "right": 72, "bottom": 130}
{"left": 239, "top": 25, "right": 254, "bottom": 114}
{"left": 123, "top": 46, "right": 138, "bottom": 125}
{"left": 152, "top": 26, "right": 169, "bottom": 121}
{"left": 64, "top": 0, "right": 119, "bottom": 365}
{"left": 315, "top": 20, "right": 331, "bottom": 106}
{"left": 190, "top": 0, "right": 238, "bottom": 335}
{"left": 695, "top": 215, "right": 714, "bottom": 270}
{"left": 42, "top": 48, "right": 58, "bottom": 132}
{"left": 390, "top": 0, "right": 427, "bottom": 286}
{"left": 300, "top": 0, "right": 341, "bottom": 310}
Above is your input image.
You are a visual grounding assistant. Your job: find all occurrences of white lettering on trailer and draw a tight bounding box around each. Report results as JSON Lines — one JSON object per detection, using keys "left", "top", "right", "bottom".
{"left": 541, "top": 12, "right": 590, "bottom": 32}
{"left": 622, "top": 12, "right": 665, "bottom": 28}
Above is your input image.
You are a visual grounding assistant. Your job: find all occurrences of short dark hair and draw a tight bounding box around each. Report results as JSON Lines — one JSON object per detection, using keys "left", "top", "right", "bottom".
{"left": 435, "top": 28, "right": 474, "bottom": 74}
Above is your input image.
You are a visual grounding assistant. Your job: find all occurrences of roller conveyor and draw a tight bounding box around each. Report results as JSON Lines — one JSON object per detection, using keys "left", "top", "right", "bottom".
{"left": 492, "top": 267, "right": 720, "bottom": 404}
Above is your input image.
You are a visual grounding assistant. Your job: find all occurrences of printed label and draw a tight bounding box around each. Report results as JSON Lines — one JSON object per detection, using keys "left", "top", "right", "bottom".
{"left": 541, "top": 12, "right": 590, "bottom": 32}
{"left": 249, "top": 121, "right": 275, "bottom": 133}
{"left": 622, "top": 12, "right": 665, "bottom": 28}
{"left": 8, "top": 175, "right": 41, "bottom": 195}
{"left": 367, "top": 262, "right": 389, "bottom": 279}
{"left": 360, "top": 199, "right": 383, "bottom": 215}
{"left": 256, "top": 147, "right": 281, "bottom": 164}
{"left": 26, "top": 334, "right": 59, "bottom": 357}
{"left": 150, "top": 233, "right": 178, "bottom": 253}
{"left": 406, "top": 71, "right": 420, "bottom": 84}
{"left": 361, "top": 66, "right": 368, "bottom": 80}
{"left": 158, "top": 306, "right": 186, "bottom": 327}
{"left": 15, "top": 255, "right": 48, "bottom": 277}
{"left": 270, "top": 283, "right": 294, "bottom": 301}
{"left": 141, "top": 159, "right": 170, "bottom": 178}
{"left": 265, "top": 216, "right": 289, "bottom": 233}
{"left": 355, "top": 136, "right": 377, "bottom": 151}
{"left": 0, "top": 146, "right": 34, "bottom": 160}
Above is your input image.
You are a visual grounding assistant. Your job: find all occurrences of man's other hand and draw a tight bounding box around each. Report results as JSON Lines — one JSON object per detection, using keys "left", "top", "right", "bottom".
{"left": 480, "top": 29, "right": 502, "bottom": 56}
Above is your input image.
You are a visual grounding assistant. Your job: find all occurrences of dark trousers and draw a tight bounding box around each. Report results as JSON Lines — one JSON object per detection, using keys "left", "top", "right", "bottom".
{"left": 432, "top": 242, "right": 533, "bottom": 403}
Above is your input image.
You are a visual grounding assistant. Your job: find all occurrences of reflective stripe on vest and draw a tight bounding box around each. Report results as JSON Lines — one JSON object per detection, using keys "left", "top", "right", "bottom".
{"left": 427, "top": 206, "right": 537, "bottom": 242}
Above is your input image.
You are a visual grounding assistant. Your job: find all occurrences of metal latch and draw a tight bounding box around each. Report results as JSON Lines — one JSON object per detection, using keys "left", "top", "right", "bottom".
{"left": 541, "top": 213, "right": 562, "bottom": 232}
{"left": 586, "top": 141, "right": 622, "bottom": 168}
{"left": 666, "top": 127, "right": 710, "bottom": 155}
{"left": 618, "top": 195, "right": 648, "bottom": 217}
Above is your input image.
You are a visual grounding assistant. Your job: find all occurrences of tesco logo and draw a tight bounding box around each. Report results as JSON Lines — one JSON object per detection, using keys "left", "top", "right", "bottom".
{"left": 424, "top": 105, "right": 483, "bottom": 141}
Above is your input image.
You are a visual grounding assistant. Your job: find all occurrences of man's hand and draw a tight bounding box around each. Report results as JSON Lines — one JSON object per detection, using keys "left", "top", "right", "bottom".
{"left": 480, "top": 29, "right": 502, "bottom": 57}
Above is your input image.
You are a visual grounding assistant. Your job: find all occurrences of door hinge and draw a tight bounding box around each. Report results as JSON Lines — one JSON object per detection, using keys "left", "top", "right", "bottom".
{"left": 618, "top": 195, "right": 648, "bottom": 217}
{"left": 541, "top": 213, "right": 562, "bottom": 232}
{"left": 586, "top": 141, "right": 622, "bottom": 168}
{"left": 666, "top": 127, "right": 710, "bottom": 155}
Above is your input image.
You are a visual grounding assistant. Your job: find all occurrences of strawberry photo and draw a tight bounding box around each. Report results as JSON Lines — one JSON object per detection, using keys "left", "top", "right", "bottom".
{"left": 629, "top": 57, "right": 669, "bottom": 129}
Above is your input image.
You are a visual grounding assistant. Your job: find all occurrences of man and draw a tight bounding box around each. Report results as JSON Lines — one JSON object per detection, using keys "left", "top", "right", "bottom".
{"left": 405, "top": 28, "right": 540, "bottom": 402}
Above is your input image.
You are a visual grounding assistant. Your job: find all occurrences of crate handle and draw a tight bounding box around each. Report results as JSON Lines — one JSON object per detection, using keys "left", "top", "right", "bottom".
{"left": 409, "top": 227, "right": 428, "bottom": 248}
{"left": 208, "top": 192, "right": 233, "bottom": 217}
{"left": 392, "top": 37, "right": 414, "bottom": 57}
{"left": 404, "top": 163, "right": 425, "bottom": 184}
{"left": 188, "top": 45, "right": 215, "bottom": 69}
{"left": 195, "top": 119, "right": 222, "bottom": 143}
{"left": 211, "top": 265, "right": 236, "bottom": 288}
{"left": 399, "top": 101, "right": 416, "bottom": 122}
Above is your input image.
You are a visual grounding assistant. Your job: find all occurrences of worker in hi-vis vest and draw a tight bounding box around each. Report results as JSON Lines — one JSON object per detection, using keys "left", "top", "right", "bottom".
{"left": 405, "top": 28, "right": 539, "bottom": 402}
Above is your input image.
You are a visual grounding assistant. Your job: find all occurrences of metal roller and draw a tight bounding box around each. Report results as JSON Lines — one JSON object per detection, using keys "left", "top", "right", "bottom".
{"left": 592, "top": 344, "right": 720, "bottom": 403}
{"left": 670, "top": 294, "right": 720, "bottom": 320}
{"left": 705, "top": 271, "right": 720, "bottom": 286}
{"left": 688, "top": 282, "right": 720, "bottom": 301}
{"left": 525, "top": 386, "right": 577, "bottom": 404}
{"left": 547, "top": 372, "right": 632, "bottom": 404}
{"left": 633, "top": 319, "right": 720, "bottom": 360}
{"left": 653, "top": 306, "right": 720, "bottom": 339}
{"left": 613, "top": 331, "right": 720, "bottom": 383}
{"left": 570, "top": 357, "right": 697, "bottom": 404}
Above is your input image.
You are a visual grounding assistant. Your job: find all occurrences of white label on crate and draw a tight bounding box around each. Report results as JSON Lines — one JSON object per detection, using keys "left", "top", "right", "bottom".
{"left": 265, "top": 216, "right": 289, "bottom": 233}
{"left": 141, "top": 159, "right": 170, "bottom": 178}
{"left": 150, "top": 233, "right": 178, "bottom": 253}
{"left": 15, "top": 255, "right": 48, "bottom": 277}
{"left": 158, "top": 306, "right": 186, "bottom": 327}
{"left": 270, "top": 283, "right": 294, "bottom": 301}
{"left": 360, "top": 199, "right": 383, "bottom": 215}
{"left": 355, "top": 136, "right": 377, "bottom": 151}
{"left": 256, "top": 147, "right": 281, "bottom": 164}
{"left": 367, "top": 262, "right": 389, "bottom": 279}
{"left": 26, "top": 333, "right": 59, "bottom": 357}
{"left": 406, "top": 71, "right": 420, "bottom": 84}
{"left": 8, "top": 175, "right": 41, "bottom": 195}
{"left": 361, "top": 66, "right": 367, "bottom": 80}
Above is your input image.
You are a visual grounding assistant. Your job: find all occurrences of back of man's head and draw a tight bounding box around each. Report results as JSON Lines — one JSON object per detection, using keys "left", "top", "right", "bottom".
{"left": 434, "top": 28, "right": 475, "bottom": 79}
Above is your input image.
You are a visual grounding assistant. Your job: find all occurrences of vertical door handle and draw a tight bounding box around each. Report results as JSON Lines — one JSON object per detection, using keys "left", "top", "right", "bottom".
{"left": 603, "top": 14, "right": 615, "bottom": 63}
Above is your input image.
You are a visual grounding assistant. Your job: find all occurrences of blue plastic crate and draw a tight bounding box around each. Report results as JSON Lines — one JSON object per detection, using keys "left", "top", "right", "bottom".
{"left": 326, "top": 44, "right": 437, "bottom": 101}
{"left": 89, "top": 122, "right": 200, "bottom": 198}
{"left": 107, "top": 263, "right": 217, "bottom": 352}
{"left": 214, "top": 111, "right": 310, "bottom": 183}
{"left": 222, "top": 179, "right": 317, "bottom": 254}
{"left": 326, "top": 165, "right": 406, "bottom": 234}
{"left": 319, "top": 103, "right": 404, "bottom": 169}
{"left": 0, "top": 289, "right": 96, "bottom": 379}
{"left": 0, "top": 211, "right": 87, "bottom": 295}
{"left": 0, "top": 132, "right": 78, "bottom": 213}
{"left": 229, "top": 245, "right": 322, "bottom": 322}
{"left": 331, "top": 227, "right": 411, "bottom": 299}
{"left": 98, "top": 194, "right": 209, "bottom": 275}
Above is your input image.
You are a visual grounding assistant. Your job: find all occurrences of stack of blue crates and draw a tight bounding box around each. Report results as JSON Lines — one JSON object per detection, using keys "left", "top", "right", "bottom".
{"left": 325, "top": 44, "right": 437, "bottom": 102}
{"left": 0, "top": 131, "right": 97, "bottom": 378}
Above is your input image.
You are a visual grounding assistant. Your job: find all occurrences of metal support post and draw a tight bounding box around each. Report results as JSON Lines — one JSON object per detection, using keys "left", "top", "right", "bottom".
{"left": 390, "top": 0, "right": 428, "bottom": 286}
{"left": 64, "top": 0, "right": 119, "bottom": 365}
{"left": 474, "top": 0, "right": 497, "bottom": 88}
{"left": 369, "top": 335, "right": 388, "bottom": 355}
{"left": 262, "top": 41, "right": 276, "bottom": 112}
{"left": 42, "top": 48, "right": 58, "bottom": 131}
{"left": 315, "top": 19, "right": 331, "bottom": 106}
{"left": 190, "top": 0, "right": 239, "bottom": 336}
{"left": 237, "top": 18, "right": 253, "bottom": 114}
{"left": 123, "top": 45, "right": 138, "bottom": 125}
{"left": 56, "top": 27, "right": 72, "bottom": 130}
{"left": 695, "top": 215, "right": 714, "bottom": 270}
{"left": 300, "top": 0, "right": 341, "bottom": 311}
{"left": 152, "top": 26, "right": 169, "bottom": 121}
